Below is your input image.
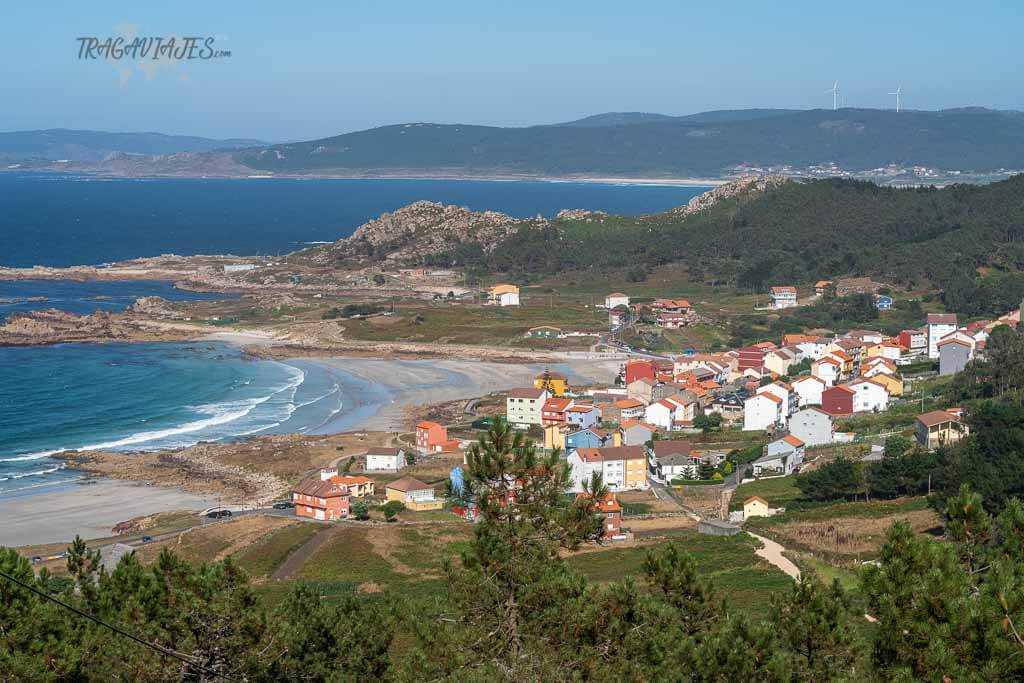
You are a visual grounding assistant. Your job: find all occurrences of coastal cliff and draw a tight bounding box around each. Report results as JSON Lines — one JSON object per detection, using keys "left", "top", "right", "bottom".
{"left": 0, "top": 308, "right": 212, "bottom": 346}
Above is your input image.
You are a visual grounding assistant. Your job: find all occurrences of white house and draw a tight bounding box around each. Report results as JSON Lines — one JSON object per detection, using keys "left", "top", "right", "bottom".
{"left": 862, "top": 358, "right": 898, "bottom": 379}
{"left": 927, "top": 313, "right": 958, "bottom": 359}
{"left": 788, "top": 407, "right": 835, "bottom": 446}
{"left": 848, "top": 378, "right": 889, "bottom": 413}
{"left": 811, "top": 357, "right": 841, "bottom": 386}
{"left": 364, "top": 447, "right": 406, "bottom": 472}
{"left": 743, "top": 393, "right": 783, "bottom": 431}
{"left": 645, "top": 395, "right": 695, "bottom": 431}
{"left": 795, "top": 337, "right": 831, "bottom": 360}
{"left": 791, "top": 375, "right": 826, "bottom": 407}
{"left": 488, "top": 284, "right": 520, "bottom": 307}
{"left": 567, "top": 446, "right": 646, "bottom": 492}
{"left": 769, "top": 286, "right": 798, "bottom": 309}
{"left": 757, "top": 382, "right": 792, "bottom": 423}
{"left": 752, "top": 435, "right": 805, "bottom": 476}
{"left": 605, "top": 292, "right": 630, "bottom": 309}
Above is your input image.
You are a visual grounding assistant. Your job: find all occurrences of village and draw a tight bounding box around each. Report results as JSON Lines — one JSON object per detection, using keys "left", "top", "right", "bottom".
{"left": 275, "top": 278, "right": 997, "bottom": 552}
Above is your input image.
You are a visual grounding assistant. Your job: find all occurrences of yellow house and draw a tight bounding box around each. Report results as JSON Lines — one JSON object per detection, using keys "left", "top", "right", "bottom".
{"left": 488, "top": 284, "right": 520, "bottom": 306}
{"left": 866, "top": 341, "right": 904, "bottom": 361}
{"left": 385, "top": 476, "right": 444, "bottom": 511}
{"left": 534, "top": 369, "right": 569, "bottom": 397}
{"left": 744, "top": 496, "right": 771, "bottom": 519}
{"left": 544, "top": 424, "right": 567, "bottom": 450}
{"left": 871, "top": 372, "right": 904, "bottom": 397}
{"left": 624, "top": 448, "right": 647, "bottom": 490}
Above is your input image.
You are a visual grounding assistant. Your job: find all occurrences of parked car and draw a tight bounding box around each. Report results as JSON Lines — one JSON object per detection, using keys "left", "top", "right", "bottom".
{"left": 272, "top": 502, "right": 293, "bottom": 510}
{"left": 141, "top": 536, "right": 153, "bottom": 543}
{"left": 205, "top": 509, "right": 232, "bottom": 519}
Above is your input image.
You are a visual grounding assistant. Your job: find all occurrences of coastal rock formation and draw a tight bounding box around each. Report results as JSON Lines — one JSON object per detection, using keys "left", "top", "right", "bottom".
{"left": 0, "top": 308, "right": 207, "bottom": 346}
{"left": 128, "top": 296, "right": 183, "bottom": 319}
{"left": 301, "top": 200, "right": 540, "bottom": 266}
{"left": 666, "top": 175, "right": 790, "bottom": 219}
{"left": 556, "top": 208, "right": 608, "bottom": 221}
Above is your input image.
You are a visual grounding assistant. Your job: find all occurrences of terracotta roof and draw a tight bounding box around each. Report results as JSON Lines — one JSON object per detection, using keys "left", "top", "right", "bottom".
{"left": 745, "top": 495, "right": 770, "bottom": 506}
{"left": 652, "top": 440, "right": 697, "bottom": 458}
{"left": 416, "top": 421, "right": 442, "bottom": 430}
{"left": 543, "top": 398, "right": 573, "bottom": 412}
{"left": 386, "top": 476, "right": 432, "bottom": 493}
{"left": 752, "top": 392, "right": 783, "bottom": 404}
{"left": 334, "top": 475, "right": 373, "bottom": 486}
{"left": 620, "top": 419, "right": 656, "bottom": 431}
{"left": 567, "top": 405, "right": 596, "bottom": 413}
{"left": 917, "top": 410, "right": 962, "bottom": 427}
{"left": 927, "top": 313, "right": 958, "bottom": 325}
{"left": 770, "top": 286, "right": 797, "bottom": 295}
{"left": 490, "top": 284, "right": 519, "bottom": 294}
{"left": 815, "top": 357, "right": 841, "bottom": 366}
{"left": 793, "top": 375, "right": 825, "bottom": 385}
{"left": 782, "top": 435, "right": 805, "bottom": 447}
{"left": 614, "top": 398, "right": 644, "bottom": 409}
{"left": 509, "top": 387, "right": 545, "bottom": 399}
{"left": 576, "top": 492, "right": 622, "bottom": 513}
{"left": 828, "top": 385, "right": 856, "bottom": 395}
{"left": 293, "top": 476, "right": 351, "bottom": 499}
{"left": 937, "top": 338, "right": 972, "bottom": 348}
{"left": 575, "top": 445, "right": 646, "bottom": 462}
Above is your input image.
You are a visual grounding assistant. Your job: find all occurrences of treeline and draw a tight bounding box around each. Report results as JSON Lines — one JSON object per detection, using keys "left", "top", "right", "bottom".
{"left": 445, "top": 175, "right": 1024, "bottom": 319}
{"left": 5, "top": 420, "right": 1024, "bottom": 680}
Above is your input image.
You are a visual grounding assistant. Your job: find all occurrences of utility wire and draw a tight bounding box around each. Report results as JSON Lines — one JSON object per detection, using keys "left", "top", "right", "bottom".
{"left": 0, "top": 568, "right": 237, "bottom": 682}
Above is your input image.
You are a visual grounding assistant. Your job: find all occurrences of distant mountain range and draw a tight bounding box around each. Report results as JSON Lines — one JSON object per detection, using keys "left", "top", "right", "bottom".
{"left": 233, "top": 107, "right": 1024, "bottom": 179}
{"left": 4, "top": 108, "right": 1024, "bottom": 180}
{"left": 0, "top": 129, "right": 264, "bottom": 161}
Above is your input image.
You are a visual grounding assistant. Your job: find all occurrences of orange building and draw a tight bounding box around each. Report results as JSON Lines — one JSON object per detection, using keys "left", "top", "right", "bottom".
{"left": 576, "top": 492, "right": 623, "bottom": 538}
{"left": 416, "top": 421, "right": 461, "bottom": 453}
{"left": 292, "top": 472, "right": 351, "bottom": 521}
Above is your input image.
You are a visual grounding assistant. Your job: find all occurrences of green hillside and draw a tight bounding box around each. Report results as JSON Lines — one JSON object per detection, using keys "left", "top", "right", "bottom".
{"left": 235, "top": 108, "right": 1024, "bottom": 177}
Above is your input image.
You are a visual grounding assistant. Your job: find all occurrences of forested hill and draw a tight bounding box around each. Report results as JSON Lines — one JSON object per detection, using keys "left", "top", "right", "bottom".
{"left": 342, "top": 174, "right": 1024, "bottom": 317}
{"left": 0, "top": 129, "right": 264, "bottom": 161}
{"left": 235, "top": 108, "right": 1024, "bottom": 177}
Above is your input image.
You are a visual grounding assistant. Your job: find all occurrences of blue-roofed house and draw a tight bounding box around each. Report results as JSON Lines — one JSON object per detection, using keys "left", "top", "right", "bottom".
{"left": 875, "top": 295, "right": 893, "bottom": 310}
{"left": 566, "top": 427, "right": 615, "bottom": 451}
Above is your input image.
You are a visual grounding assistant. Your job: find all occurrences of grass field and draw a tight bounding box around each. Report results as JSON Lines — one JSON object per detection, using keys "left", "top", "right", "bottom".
{"left": 729, "top": 476, "right": 801, "bottom": 511}
{"left": 566, "top": 529, "right": 791, "bottom": 619}
{"left": 746, "top": 497, "right": 939, "bottom": 562}
{"left": 232, "top": 522, "right": 321, "bottom": 578}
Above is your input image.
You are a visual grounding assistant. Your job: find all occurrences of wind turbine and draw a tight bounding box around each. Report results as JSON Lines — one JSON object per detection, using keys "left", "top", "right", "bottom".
{"left": 889, "top": 85, "right": 903, "bottom": 112}
{"left": 826, "top": 81, "right": 839, "bottom": 111}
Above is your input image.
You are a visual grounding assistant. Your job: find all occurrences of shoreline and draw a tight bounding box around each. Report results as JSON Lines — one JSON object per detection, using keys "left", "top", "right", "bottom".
{"left": 1, "top": 349, "right": 620, "bottom": 546}
{"left": 2, "top": 167, "right": 727, "bottom": 187}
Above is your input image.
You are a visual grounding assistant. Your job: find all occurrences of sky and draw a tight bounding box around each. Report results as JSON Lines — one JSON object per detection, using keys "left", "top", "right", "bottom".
{"left": 1, "top": 0, "right": 1020, "bottom": 141}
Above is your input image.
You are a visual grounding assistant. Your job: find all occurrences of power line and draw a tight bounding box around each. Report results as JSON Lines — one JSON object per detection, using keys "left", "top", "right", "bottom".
{"left": 0, "top": 568, "right": 237, "bottom": 681}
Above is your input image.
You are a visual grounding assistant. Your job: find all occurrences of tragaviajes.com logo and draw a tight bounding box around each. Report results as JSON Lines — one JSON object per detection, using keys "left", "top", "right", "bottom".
{"left": 77, "top": 25, "right": 231, "bottom": 86}
{"left": 76, "top": 36, "right": 231, "bottom": 60}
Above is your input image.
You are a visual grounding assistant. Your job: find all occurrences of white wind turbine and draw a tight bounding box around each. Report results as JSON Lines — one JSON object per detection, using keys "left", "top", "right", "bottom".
{"left": 826, "top": 81, "right": 840, "bottom": 110}
{"left": 889, "top": 85, "right": 903, "bottom": 112}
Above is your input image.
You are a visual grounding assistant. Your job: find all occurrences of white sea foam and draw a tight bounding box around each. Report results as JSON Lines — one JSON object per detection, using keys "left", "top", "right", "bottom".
{"left": 0, "top": 464, "right": 64, "bottom": 481}
{"left": 1, "top": 362, "right": 308, "bottom": 464}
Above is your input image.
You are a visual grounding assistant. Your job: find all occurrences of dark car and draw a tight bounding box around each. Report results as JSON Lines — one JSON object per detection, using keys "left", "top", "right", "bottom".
{"left": 205, "top": 509, "right": 232, "bottom": 519}
{"left": 272, "top": 502, "right": 293, "bottom": 510}
{"left": 141, "top": 536, "right": 153, "bottom": 543}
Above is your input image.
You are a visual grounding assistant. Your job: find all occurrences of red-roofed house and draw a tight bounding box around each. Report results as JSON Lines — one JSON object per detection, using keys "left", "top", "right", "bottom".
{"left": 577, "top": 492, "right": 624, "bottom": 538}
{"left": 292, "top": 471, "right": 352, "bottom": 521}
{"left": 542, "top": 398, "right": 575, "bottom": 427}
{"left": 769, "top": 286, "right": 798, "bottom": 309}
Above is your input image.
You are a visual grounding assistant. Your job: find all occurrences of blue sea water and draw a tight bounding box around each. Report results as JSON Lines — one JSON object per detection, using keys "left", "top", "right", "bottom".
{"left": 0, "top": 173, "right": 709, "bottom": 268}
{"left": 0, "top": 343, "right": 386, "bottom": 495}
{"left": 0, "top": 174, "right": 709, "bottom": 496}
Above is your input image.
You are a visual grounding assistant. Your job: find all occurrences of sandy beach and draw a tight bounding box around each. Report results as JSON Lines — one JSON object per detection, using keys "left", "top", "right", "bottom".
{"left": 1, "top": 352, "right": 621, "bottom": 548}
{"left": 0, "top": 480, "right": 218, "bottom": 547}
{"left": 308, "top": 356, "right": 621, "bottom": 432}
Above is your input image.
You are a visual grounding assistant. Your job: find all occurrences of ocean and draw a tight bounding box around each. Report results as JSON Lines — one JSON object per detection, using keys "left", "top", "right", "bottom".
{"left": 0, "top": 174, "right": 710, "bottom": 496}
{"left": 0, "top": 173, "right": 709, "bottom": 268}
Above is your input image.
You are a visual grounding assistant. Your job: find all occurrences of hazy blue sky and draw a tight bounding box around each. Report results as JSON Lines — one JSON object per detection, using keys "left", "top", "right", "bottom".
{"left": 1, "top": 1, "right": 1020, "bottom": 141}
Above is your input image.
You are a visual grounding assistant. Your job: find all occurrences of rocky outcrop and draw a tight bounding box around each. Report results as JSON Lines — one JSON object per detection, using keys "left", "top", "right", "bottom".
{"left": 0, "top": 308, "right": 204, "bottom": 346}
{"left": 301, "top": 200, "right": 541, "bottom": 265}
{"left": 556, "top": 208, "right": 608, "bottom": 221}
{"left": 666, "top": 175, "right": 790, "bottom": 219}
{"left": 128, "top": 296, "right": 182, "bottom": 319}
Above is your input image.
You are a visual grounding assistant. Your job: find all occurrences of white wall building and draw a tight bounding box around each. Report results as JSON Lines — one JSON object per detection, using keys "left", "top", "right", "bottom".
{"left": 927, "top": 313, "right": 958, "bottom": 359}
{"left": 605, "top": 292, "right": 630, "bottom": 309}
{"left": 848, "top": 378, "right": 890, "bottom": 413}
{"left": 791, "top": 375, "right": 826, "bottom": 407}
{"left": 743, "top": 393, "right": 783, "bottom": 431}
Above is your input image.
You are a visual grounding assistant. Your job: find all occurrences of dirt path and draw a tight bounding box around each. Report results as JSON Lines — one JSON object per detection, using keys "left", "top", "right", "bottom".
{"left": 748, "top": 532, "right": 801, "bottom": 580}
{"left": 271, "top": 525, "right": 335, "bottom": 580}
